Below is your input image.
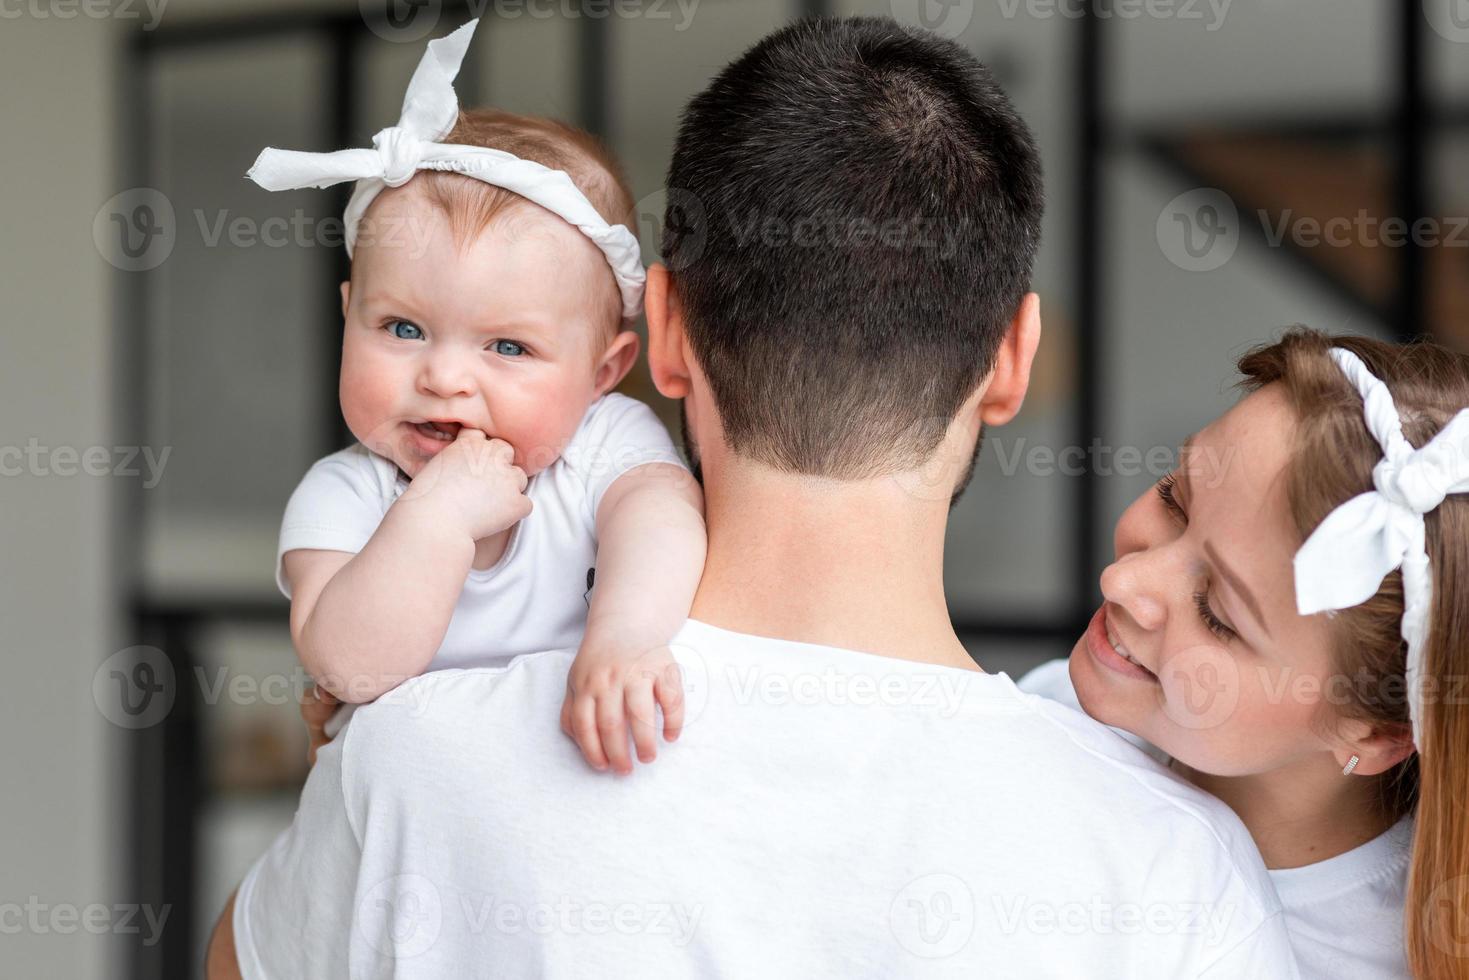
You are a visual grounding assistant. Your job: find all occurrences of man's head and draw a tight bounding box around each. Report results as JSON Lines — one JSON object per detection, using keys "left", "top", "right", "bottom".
{"left": 338, "top": 109, "right": 642, "bottom": 479}
{"left": 645, "top": 16, "right": 1044, "bottom": 497}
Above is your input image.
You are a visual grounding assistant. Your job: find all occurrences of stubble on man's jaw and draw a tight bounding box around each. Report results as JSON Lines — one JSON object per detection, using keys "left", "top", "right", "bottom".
{"left": 678, "top": 403, "right": 703, "bottom": 487}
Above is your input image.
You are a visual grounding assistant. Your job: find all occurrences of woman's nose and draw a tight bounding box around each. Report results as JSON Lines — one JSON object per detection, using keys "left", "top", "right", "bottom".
{"left": 1099, "top": 552, "right": 1170, "bottom": 633}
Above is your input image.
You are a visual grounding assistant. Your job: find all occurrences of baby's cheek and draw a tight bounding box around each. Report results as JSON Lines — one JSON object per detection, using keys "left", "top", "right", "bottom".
{"left": 501, "top": 380, "right": 597, "bottom": 476}
{"left": 514, "top": 411, "right": 585, "bottom": 475}
{"left": 339, "top": 352, "right": 402, "bottom": 447}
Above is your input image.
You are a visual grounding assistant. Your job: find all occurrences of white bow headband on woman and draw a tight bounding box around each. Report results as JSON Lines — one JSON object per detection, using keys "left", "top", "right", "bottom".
{"left": 243, "top": 18, "right": 646, "bottom": 319}
{"left": 1293, "top": 347, "right": 1469, "bottom": 750}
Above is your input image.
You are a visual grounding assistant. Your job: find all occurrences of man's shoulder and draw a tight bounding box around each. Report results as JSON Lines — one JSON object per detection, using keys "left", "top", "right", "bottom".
{"left": 337, "top": 637, "right": 1280, "bottom": 927}
{"left": 348, "top": 649, "right": 578, "bottom": 738}
{"left": 1009, "top": 685, "right": 1281, "bottom": 909}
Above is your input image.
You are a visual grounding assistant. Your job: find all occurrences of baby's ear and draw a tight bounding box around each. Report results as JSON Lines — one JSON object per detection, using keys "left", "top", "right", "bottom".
{"left": 339, "top": 280, "right": 351, "bottom": 320}
{"left": 594, "top": 328, "right": 640, "bottom": 396}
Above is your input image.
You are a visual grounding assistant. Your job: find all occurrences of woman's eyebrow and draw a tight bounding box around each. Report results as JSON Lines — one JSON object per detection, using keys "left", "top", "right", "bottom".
{"left": 1203, "top": 538, "right": 1270, "bottom": 637}
{"left": 1178, "top": 433, "right": 1271, "bottom": 637}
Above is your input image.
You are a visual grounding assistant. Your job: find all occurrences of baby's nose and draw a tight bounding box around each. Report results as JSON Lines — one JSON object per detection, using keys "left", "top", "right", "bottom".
{"left": 418, "top": 355, "right": 475, "bottom": 398}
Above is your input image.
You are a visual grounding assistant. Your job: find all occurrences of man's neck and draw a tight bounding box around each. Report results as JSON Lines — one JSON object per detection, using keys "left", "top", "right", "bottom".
{"left": 689, "top": 459, "right": 979, "bottom": 673}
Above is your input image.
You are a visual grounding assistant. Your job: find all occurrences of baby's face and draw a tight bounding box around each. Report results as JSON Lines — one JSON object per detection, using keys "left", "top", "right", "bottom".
{"left": 338, "top": 181, "right": 625, "bottom": 480}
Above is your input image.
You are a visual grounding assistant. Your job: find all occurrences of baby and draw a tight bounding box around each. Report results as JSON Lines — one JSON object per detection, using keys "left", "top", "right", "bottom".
{"left": 246, "top": 19, "right": 705, "bottom": 775}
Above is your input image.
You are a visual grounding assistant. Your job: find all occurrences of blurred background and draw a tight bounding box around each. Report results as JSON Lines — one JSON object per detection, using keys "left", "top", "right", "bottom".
{"left": 3, "top": 0, "right": 1466, "bottom": 975}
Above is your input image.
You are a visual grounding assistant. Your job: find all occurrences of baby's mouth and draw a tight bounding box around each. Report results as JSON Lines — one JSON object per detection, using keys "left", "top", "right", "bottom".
{"left": 413, "top": 420, "right": 462, "bottom": 442}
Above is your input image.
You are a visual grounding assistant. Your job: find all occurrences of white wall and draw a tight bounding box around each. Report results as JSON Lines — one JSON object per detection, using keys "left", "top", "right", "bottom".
{"left": 0, "top": 12, "right": 120, "bottom": 980}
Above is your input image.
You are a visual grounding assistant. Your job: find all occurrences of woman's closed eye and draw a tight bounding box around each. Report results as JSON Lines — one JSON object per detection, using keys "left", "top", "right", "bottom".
{"left": 1154, "top": 473, "right": 1240, "bottom": 642}
{"left": 1155, "top": 472, "right": 1183, "bottom": 519}
{"left": 1192, "top": 591, "right": 1238, "bottom": 641}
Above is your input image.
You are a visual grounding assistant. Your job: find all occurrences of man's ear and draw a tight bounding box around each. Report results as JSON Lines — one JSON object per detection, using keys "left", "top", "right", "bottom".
{"left": 339, "top": 280, "right": 351, "bottom": 320}
{"left": 1336, "top": 719, "right": 1417, "bottom": 777}
{"left": 593, "top": 329, "right": 640, "bottom": 396}
{"left": 979, "top": 292, "right": 1042, "bottom": 427}
{"left": 644, "top": 263, "right": 692, "bottom": 399}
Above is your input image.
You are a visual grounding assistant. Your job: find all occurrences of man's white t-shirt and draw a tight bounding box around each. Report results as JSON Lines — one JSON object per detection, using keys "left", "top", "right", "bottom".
{"left": 1019, "top": 658, "right": 1411, "bottom": 980}
{"left": 234, "top": 620, "right": 1298, "bottom": 979}
{"left": 275, "top": 393, "right": 686, "bottom": 671}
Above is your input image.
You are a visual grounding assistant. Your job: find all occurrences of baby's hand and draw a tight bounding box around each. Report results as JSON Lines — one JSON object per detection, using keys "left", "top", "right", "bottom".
{"left": 400, "top": 428, "right": 531, "bottom": 541}
{"left": 299, "top": 683, "right": 339, "bottom": 767}
{"left": 560, "top": 641, "right": 685, "bottom": 775}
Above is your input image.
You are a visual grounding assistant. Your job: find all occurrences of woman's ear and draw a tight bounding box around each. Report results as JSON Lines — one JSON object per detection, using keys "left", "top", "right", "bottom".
{"left": 644, "top": 263, "right": 692, "bottom": 399}
{"left": 1336, "top": 719, "right": 1417, "bottom": 777}
{"left": 593, "top": 328, "right": 640, "bottom": 396}
{"left": 979, "top": 292, "right": 1042, "bottom": 427}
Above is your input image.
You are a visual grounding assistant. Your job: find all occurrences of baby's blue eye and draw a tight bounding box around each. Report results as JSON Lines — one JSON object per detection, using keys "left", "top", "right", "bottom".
{"left": 387, "top": 320, "right": 423, "bottom": 340}
{"left": 491, "top": 340, "right": 525, "bottom": 357}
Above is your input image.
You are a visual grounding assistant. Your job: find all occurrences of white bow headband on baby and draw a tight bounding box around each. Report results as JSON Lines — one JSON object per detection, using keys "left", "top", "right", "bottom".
{"left": 1293, "top": 347, "right": 1469, "bottom": 750}
{"left": 244, "top": 18, "right": 646, "bottom": 319}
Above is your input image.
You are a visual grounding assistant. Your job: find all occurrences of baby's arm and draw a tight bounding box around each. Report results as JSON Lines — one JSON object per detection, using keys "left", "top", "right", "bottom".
{"left": 288, "top": 430, "right": 531, "bottom": 703}
{"left": 560, "top": 461, "right": 706, "bottom": 774}
{"left": 284, "top": 499, "right": 473, "bottom": 703}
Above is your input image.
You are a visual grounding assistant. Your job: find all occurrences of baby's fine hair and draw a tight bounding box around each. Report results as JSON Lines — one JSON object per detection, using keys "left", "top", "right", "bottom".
{"left": 374, "top": 107, "right": 638, "bottom": 330}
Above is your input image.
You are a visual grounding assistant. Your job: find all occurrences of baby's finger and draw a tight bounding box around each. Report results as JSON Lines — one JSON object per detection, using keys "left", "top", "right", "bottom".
{"left": 299, "top": 685, "right": 338, "bottom": 765}
{"left": 570, "top": 695, "right": 608, "bottom": 771}
{"left": 513, "top": 493, "right": 534, "bottom": 524}
{"left": 625, "top": 679, "right": 659, "bottom": 764}
{"left": 559, "top": 686, "right": 575, "bottom": 739}
{"left": 299, "top": 683, "right": 338, "bottom": 725}
{"left": 596, "top": 694, "right": 633, "bottom": 775}
{"left": 654, "top": 661, "right": 686, "bottom": 742}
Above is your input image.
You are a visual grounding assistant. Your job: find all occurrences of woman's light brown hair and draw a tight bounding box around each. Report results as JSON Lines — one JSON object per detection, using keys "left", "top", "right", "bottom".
{"left": 1237, "top": 327, "right": 1469, "bottom": 980}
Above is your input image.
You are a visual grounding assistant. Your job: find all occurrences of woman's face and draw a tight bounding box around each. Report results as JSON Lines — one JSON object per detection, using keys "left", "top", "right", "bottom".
{"left": 1068, "top": 384, "right": 1353, "bottom": 777}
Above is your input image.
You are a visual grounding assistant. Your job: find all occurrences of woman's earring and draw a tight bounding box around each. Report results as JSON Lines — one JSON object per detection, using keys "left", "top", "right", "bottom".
{"left": 1342, "top": 755, "right": 1360, "bottom": 776}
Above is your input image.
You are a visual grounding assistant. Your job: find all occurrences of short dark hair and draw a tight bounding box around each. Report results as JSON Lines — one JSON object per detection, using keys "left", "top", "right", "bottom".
{"left": 663, "top": 16, "right": 1043, "bottom": 478}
